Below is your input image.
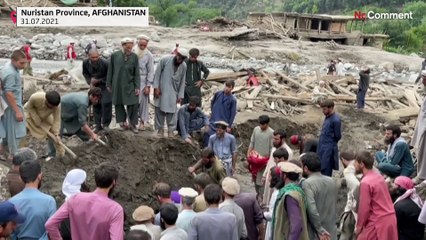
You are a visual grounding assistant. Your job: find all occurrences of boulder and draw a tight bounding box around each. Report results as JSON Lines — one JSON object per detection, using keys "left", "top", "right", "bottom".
{"left": 150, "top": 32, "right": 161, "bottom": 42}
{"left": 380, "top": 62, "right": 394, "bottom": 72}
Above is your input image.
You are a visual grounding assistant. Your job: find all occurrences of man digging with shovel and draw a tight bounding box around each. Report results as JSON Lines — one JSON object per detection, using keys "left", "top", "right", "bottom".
{"left": 46, "top": 88, "right": 103, "bottom": 161}
{"left": 24, "top": 90, "right": 65, "bottom": 161}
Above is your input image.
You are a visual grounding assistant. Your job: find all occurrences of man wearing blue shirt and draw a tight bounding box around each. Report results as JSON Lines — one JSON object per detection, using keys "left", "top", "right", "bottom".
{"left": 208, "top": 121, "right": 238, "bottom": 176}
{"left": 317, "top": 100, "right": 342, "bottom": 177}
{"left": 9, "top": 160, "right": 56, "bottom": 240}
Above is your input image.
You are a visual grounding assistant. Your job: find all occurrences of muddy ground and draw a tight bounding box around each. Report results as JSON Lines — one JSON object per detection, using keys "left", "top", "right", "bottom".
{"left": 19, "top": 104, "right": 387, "bottom": 229}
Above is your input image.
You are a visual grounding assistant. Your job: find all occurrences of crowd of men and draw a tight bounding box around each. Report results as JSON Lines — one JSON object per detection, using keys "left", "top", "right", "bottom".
{"left": 2, "top": 36, "right": 426, "bottom": 240}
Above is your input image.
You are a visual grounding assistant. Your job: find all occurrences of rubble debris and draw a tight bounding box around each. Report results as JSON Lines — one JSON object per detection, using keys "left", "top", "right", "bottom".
{"left": 194, "top": 17, "right": 247, "bottom": 32}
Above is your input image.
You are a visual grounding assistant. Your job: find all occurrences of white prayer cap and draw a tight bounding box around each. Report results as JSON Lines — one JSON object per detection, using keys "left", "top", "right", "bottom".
{"left": 176, "top": 47, "right": 189, "bottom": 58}
{"left": 178, "top": 187, "right": 198, "bottom": 198}
{"left": 221, "top": 177, "right": 240, "bottom": 195}
{"left": 278, "top": 162, "right": 303, "bottom": 174}
{"left": 422, "top": 70, "right": 426, "bottom": 77}
{"left": 121, "top": 37, "right": 134, "bottom": 45}
{"left": 319, "top": 80, "right": 325, "bottom": 85}
{"left": 360, "top": 66, "right": 370, "bottom": 71}
{"left": 136, "top": 34, "right": 150, "bottom": 41}
{"left": 62, "top": 169, "right": 87, "bottom": 200}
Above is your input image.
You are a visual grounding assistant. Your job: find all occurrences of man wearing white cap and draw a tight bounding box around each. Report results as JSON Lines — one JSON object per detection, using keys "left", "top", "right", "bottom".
{"left": 62, "top": 169, "right": 87, "bottom": 201}
{"left": 134, "top": 34, "right": 154, "bottom": 131}
{"left": 60, "top": 169, "right": 88, "bottom": 240}
{"left": 153, "top": 48, "right": 187, "bottom": 137}
{"left": 219, "top": 177, "right": 248, "bottom": 239}
{"left": 272, "top": 161, "right": 309, "bottom": 240}
{"left": 107, "top": 37, "right": 141, "bottom": 133}
{"left": 131, "top": 205, "right": 161, "bottom": 240}
{"left": 176, "top": 187, "right": 198, "bottom": 233}
{"left": 412, "top": 70, "right": 426, "bottom": 183}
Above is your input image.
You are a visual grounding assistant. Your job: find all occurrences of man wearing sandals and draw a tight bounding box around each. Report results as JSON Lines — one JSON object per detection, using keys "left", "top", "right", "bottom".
{"left": 134, "top": 34, "right": 154, "bottom": 131}
{"left": 107, "top": 37, "right": 140, "bottom": 133}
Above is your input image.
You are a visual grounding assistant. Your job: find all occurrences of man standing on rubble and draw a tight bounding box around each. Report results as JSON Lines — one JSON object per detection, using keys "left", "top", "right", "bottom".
{"left": 107, "top": 38, "right": 141, "bottom": 133}
{"left": 317, "top": 99, "right": 341, "bottom": 176}
{"left": 153, "top": 48, "right": 188, "bottom": 138}
{"left": 83, "top": 49, "right": 112, "bottom": 132}
{"left": 1, "top": 49, "right": 27, "bottom": 160}
{"left": 184, "top": 48, "right": 210, "bottom": 107}
{"left": 134, "top": 34, "right": 154, "bottom": 131}
{"left": 412, "top": 70, "right": 426, "bottom": 183}
{"left": 24, "top": 91, "right": 64, "bottom": 159}
{"left": 203, "top": 80, "right": 237, "bottom": 147}
{"left": 66, "top": 41, "right": 76, "bottom": 69}
{"left": 357, "top": 66, "right": 370, "bottom": 110}
{"left": 23, "top": 40, "right": 33, "bottom": 76}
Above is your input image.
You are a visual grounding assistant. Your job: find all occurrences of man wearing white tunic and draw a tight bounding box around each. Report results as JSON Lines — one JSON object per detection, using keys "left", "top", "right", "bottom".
{"left": 153, "top": 48, "right": 187, "bottom": 137}
{"left": 412, "top": 70, "right": 426, "bottom": 182}
{"left": 134, "top": 34, "right": 154, "bottom": 130}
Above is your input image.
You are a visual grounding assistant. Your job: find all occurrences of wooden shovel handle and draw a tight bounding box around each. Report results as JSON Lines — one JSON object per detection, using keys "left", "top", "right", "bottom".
{"left": 42, "top": 129, "right": 77, "bottom": 159}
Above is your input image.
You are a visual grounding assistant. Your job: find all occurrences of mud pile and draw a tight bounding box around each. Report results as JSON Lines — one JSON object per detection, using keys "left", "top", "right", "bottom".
{"left": 35, "top": 130, "right": 200, "bottom": 228}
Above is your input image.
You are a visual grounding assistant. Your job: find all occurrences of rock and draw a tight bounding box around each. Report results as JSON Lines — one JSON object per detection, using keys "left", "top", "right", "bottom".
{"left": 53, "top": 40, "right": 61, "bottom": 47}
{"left": 102, "top": 48, "right": 114, "bottom": 58}
{"left": 380, "top": 62, "right": 394, "bottom": 72}
{"left": 60, "top": 39, "right": 77, "bottom": 47}
{"left": 150, "top": 32, "right": 161, "bottom": 42}
{"left": 30, "top": 43, "right": 43, "bottom": 50}
{"left": 237, "top": 101, "right": 247, "bottom": 111}
{"left": 394, "top": 62, "right": 409, "bottom": 74}
{"left": 343, "top": 63, "right": 353, "bottom": 70}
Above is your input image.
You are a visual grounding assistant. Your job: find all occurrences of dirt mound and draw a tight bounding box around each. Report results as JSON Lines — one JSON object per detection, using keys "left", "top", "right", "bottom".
{"left": 34, "top": 131, "right": 200, "bottom": 229}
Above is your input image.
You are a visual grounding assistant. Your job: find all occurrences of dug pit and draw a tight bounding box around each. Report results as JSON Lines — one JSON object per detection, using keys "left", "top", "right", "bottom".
{"left": 28, "top": 105, "right": 387, "bottom": 229}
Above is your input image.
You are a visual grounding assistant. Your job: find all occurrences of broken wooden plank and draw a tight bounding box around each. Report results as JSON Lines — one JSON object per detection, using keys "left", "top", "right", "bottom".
{"left": 206, "top": 72, "right": 248, "bottom": 82}
{"left": 247, "top": 86, "right": 263, "bottom": 109}
{"left": 330, "top": 95, "right": 393, "bottom": 101}
{"left": 384, "top": 107, "right": 420, "bottom": 121}
{"left": 261, "top": 94, "right": 312, "bottom": 104}
{"left": 260, "top": 70, "right": 280, "bottom": 88}
{"left": 403, "top": 89, "right": 420, "bottom": 110}
{"left": 235, "top": 49, "right": 252, "bottom": 59}
{"left": 329, "top": 82, "right": 355, "bottom": 96}
{"left": 274, "top": 71, "right": 309, "bottom": 91}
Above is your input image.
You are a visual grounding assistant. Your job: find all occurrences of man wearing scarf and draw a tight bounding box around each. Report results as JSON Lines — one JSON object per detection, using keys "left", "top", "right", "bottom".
{"left": 391, "top": 176, "right": 424, "bottom": 240}
{"left": 375, "top": 125, "right": 414, "bottom": 178}
{"left": 272, "top": 162, "right": 309, "bottom": 240}
{"left": 106, "top": 37, "right": 141, "bottom": 133}
{"left": 134, "top": 34, "right": 154, "bottom": 131}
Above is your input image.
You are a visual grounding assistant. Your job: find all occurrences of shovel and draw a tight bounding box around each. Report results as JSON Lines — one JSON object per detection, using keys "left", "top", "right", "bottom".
{"left": 42, "top": 128, "right": 77, "bottom": 159}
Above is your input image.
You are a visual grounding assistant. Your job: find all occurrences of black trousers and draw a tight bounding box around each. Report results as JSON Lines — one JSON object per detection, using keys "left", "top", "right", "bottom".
{"left": 93, "top": 101, "right": 112, "bottom": 128}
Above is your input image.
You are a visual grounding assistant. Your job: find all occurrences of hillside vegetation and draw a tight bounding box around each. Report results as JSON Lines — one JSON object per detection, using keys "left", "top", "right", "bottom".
{"left": 106, "top": 0, "right": 426, "bottom": 55}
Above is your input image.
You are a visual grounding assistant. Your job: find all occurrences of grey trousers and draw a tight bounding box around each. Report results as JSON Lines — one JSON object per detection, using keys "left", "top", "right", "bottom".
{"left": 154, "top": 107, "right": 176, "bottom": 131}
{"left": 115, "top": 104, "right": 138, "bottom": 126}
{"left": 139, "top": 94, "right": 150, "bottom": 124}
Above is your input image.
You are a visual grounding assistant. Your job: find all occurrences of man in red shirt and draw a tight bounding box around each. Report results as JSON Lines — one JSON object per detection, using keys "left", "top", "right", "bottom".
{"left": 23, "top": 40, "right": 32, "bottom": 76}
{"left": 66, "top": 41, "right": 77, "bottom": 69}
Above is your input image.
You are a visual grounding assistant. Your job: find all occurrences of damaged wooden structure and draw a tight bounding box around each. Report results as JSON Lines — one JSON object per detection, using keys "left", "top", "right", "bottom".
{"left": 247, "top": 12, "right": 389, "bottom": 49}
